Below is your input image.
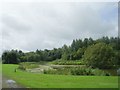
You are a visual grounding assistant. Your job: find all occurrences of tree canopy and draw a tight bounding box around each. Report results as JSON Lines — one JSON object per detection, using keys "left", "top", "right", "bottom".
{"left": 83, "top": 42, "right": 116, "bottom": 69}
{"left": 2, "top": 36, "right": 120, "bottom": 69}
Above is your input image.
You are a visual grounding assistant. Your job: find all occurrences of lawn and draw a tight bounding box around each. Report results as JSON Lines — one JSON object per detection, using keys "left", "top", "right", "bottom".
{"left": 2, "top": 64, "right": 118, "bottom": 88}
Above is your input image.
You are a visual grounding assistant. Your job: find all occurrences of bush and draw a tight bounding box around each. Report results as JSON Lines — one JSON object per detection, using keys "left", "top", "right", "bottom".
{"left": 83, "top": 43, "right": 115, "bottom": 69}
{"left": 43, "top": 66, "right": 110, "bottom": 76}
{"left": 92, "top": 68, "right": 110, "bottom": 76}
{"left": 117, "top": 68, "right": 120, "bottom": 76}
{"left": 43, "top": 68, "right": 71, "bottom": 75}
{"left": 44, "top": 69, "right": 57, "bottom": 74}
{"left": 70, "top": 67, "right": 92, "bottom": 75}
{"left": 70, "top": 67, "right": 110, "bottom": 76}
{"left": 51, "top": 59, "right": 84, "bottom": 65}
{"left": 18, "top": 64, "right": 26, "bottom": 70}
{"left": 18, "top": 62, "right": 39, "bottom": 70}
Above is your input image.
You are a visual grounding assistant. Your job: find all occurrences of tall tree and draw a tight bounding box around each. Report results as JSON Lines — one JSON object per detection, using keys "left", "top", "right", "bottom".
{"left": 83, "top": 42, "right": 115, "bottom": 69}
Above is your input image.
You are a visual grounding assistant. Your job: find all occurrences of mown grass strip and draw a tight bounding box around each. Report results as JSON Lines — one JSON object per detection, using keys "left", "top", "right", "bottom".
{"left": 2, "top": 64, "right": 118, "bottom": 88}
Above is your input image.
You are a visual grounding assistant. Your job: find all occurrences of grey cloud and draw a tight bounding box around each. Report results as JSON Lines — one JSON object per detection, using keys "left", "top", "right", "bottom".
{"left": 1, "top": 2, "right": 118, "bottom": 53}
{"left": 2, "top": 15, "right": 31, "bottom": 32}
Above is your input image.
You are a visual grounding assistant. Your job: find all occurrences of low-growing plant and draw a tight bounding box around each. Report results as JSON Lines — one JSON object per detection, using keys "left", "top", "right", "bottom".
{"left": 117, "top": 68, "right": 120, "bottom": 76}
{"left": 18, "top": 64, "right": 26, "bottom": 70}
{"left": 18, "top": 62, "right": 39, "bottom": 70}
{"left": 43, "top": 66, "right": 110, "bottom": 76}
{"left": 71, "top": 67, "right": 91, "bottom": 75}
{"left": 71, "top": 67, "right": 111, "bottom": 76}
{"left": 43, "top": 68, "right": 71, "bottom": 75}
{"left": 51, "top": 59, "right": 84, "bottom": 65}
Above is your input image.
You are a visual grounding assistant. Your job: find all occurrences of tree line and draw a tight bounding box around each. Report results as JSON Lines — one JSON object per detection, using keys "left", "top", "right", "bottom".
{"left": 2, "top": 36, "right": 120, "bottom": 69}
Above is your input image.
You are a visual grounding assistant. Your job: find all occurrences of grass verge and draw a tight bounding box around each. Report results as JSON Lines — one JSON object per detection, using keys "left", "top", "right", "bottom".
{"left": 2, "top": 64, "right": 118, "bottom": 88}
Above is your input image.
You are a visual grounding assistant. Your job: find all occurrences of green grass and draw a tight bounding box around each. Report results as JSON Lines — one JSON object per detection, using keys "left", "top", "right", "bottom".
{"left": 2, "top": 64, "right": 118, "bottom": 88}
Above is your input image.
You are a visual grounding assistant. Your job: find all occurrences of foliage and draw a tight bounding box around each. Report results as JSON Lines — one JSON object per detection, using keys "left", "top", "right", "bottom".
{"left": 70, "top": 67, "right": 110, "bottom": 76}
{"left": 83, "top": 42, "right": 116, "bottom": 69}
{"left": 117, "top": 68, "right": 120, "bottom": 76}
{"left": 2, "top": 36, "right": 120, "bottom": 69}
{"left": 51, "top": 59, "right": 84, "bottom": 65}
{"left": 18, "top": 62, "right": 39, "bottom": 70}
{"left": 44, "top": 66, "right": 110, "bottom": 76}
{"left": 2, "top": 50, "right": 22, "bottom": 64}
{"left": 43, "top": 68, "right": 71, "bottom": 75}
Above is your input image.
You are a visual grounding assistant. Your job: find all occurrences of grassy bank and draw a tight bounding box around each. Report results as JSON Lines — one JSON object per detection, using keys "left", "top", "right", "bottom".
{"left": 2, "top": 64, "right": 118, "bottom": 88}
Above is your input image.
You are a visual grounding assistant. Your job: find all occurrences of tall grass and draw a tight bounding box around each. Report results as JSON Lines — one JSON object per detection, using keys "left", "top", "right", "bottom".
{"left": 44, "top": 67, "right": 110, "bottom": 76}
{"left": 50, "top": 59, "right": 84, "bottom": 65}
{"left": 18, "top": 62, "right": 39, "bottom": 70}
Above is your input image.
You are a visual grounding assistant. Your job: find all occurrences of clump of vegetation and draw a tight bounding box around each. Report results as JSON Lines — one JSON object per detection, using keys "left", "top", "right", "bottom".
{"left": 18, "top": 62, "right": 39, "bottom": 70}
{"left": 83, "top": 42, "right": 116, "bottom": 69}
{"left": 71, "top": 67, "right": 110, "bottom": 76}
{"left": 51, "top": 59, "right": 84, "bottom": 65}
{"left": 117, "top": 68, "right": 120, "bottom": 76}
{"left": 44, "top": 67, "right": 110, "bottom": 76}
{"left": 43, "top": 67, "right": 71, "bottom": 75}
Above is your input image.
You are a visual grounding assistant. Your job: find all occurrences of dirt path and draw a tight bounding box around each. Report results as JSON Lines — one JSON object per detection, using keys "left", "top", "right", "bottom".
{"left": 0, "top": 75, "right": 2, "bottom": 89}
{"left": 2, "top": 75, "right": 23, "bottom": 88}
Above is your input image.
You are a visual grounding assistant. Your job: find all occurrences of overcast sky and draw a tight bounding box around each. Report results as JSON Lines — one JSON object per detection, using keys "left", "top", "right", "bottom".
{"left": 1, "top": 1, "right": 118, "bottom": 54}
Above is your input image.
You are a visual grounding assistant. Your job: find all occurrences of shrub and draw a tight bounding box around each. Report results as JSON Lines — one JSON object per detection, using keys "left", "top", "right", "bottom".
{"left": 83, "top": 43, "right": 115, "bottom": 69}
{"left": 92, "top": 68, "right": 110, "bottom": 76}
{"left": 43, "top": 66, "right": 110, "bottom": 76}
{"left": 43, "top": 67, "right": 71, "bottom": 75}
{"left": 117, "top": 68, "right": 120, "bottom": 76}
{"left": 18, "top": 62, "right": 39, "bottom": 70}
{"left": 71, "top": 67, "right": 110, "bottom": 76}
{"left": 43, "top": 69, "right": 57, "bottom": 74}
{"left": 18, "top": 64, "right": 26, "bottom": 70}
{"left": 51, "top": 59, "right": 84, "bottom": 65}
{"left": 70, "top": 67, "right": 94, "bottom": 75}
